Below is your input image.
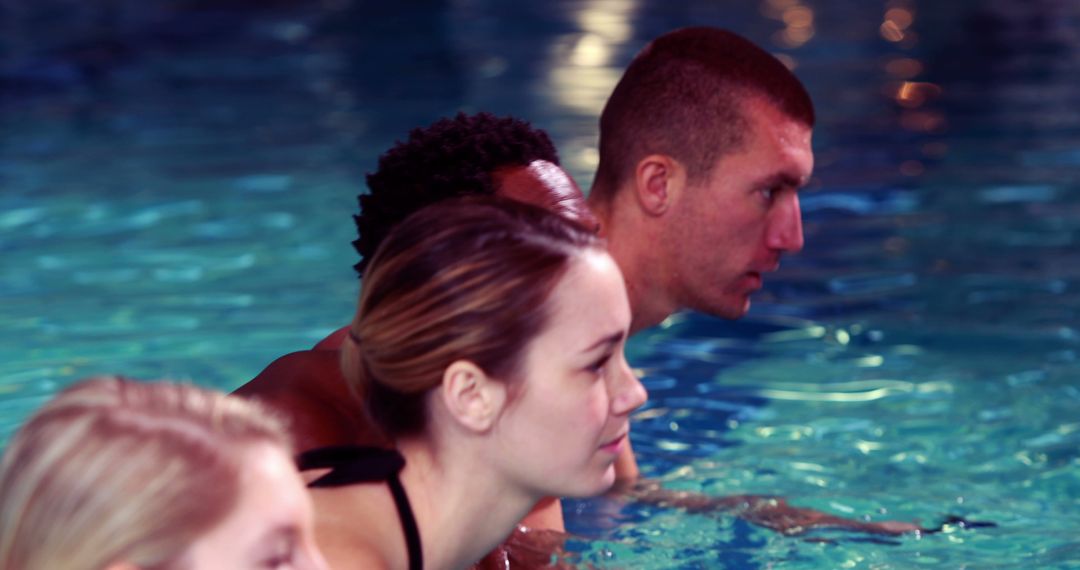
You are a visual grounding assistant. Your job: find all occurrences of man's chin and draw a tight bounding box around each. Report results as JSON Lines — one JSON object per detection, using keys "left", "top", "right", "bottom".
{"left": 730, "top": 298, "right": 752, "bottom": 320}
{"left": 697, "top": 296, "right": 751, "bottom": 320}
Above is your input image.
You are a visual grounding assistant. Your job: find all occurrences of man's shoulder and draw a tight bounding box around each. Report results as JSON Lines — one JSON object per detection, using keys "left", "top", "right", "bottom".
{"left": 313, "top": 326, "right": 350, "bottom": 350}
{"left": 235, "top": 348, "right": 370, "bottom": 450}
{"left": 233, "top": 349, "right": 342, "bottom": 398}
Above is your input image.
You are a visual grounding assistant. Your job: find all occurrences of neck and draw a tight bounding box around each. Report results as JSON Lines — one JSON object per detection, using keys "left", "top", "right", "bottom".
{"left": 395, "top": 437, "right": 538, "bottom": 570}
{"left": 590, "top": 191, "right": 675, "bottom": 335}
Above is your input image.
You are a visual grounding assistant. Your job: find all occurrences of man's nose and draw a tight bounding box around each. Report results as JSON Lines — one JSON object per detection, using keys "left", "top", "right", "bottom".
{"left": 767, "top": 193, "right": 804, "bottom": 253}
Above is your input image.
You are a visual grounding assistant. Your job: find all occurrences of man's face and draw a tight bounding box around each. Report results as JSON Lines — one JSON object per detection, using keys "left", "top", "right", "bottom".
{"left": 492, "top": 160, "right": 601, "bottom": 232}
{"left": 665, "top": 99, "right": 813, "bottom": 319}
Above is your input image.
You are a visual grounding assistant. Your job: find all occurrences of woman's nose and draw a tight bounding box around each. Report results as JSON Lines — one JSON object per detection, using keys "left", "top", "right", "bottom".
{"left": 610, "top": 355, "right": 647, "bottom": 415}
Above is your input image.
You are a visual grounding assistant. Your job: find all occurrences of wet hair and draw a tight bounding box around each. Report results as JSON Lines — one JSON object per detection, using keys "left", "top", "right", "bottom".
{"left": 341, "top": 197, "right": 602, "bottom": 439}
{"left": 591, "top": 27, "right": 816, "bottom": 201}
{"left": 353, "top": 112, "right": 561, "bottom": 274}
{"left": 0, "top": 377, "right": 291, "bottom": 570}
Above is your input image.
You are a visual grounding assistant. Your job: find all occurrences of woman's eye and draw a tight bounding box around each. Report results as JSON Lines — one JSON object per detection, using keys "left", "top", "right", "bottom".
{"left": 587, "top": 354, "right": 612, "bottom": 374}
{"left": 264, "top": 555, "right": 293, "bottom": 570}
{"left": 262, "top": 537, "right": 297, "bottom": 569}
{"left": 760, "top": 186, "right": 778, "bottom": 202}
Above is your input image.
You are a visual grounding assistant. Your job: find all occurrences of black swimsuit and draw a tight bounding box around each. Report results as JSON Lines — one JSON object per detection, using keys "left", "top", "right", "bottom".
{"left": 299, "top": 446, "right": 422, "bottom": 570}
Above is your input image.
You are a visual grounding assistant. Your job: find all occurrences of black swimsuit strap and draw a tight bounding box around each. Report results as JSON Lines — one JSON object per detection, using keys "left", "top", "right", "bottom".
{"left": 299, "top": 445, "right": 404, "bottom": 486}
{"left": 386, "top": 471, "right": 423, "bottom": 570}
{"left": 298, "top": 445, "right": 423, "bottom": 570}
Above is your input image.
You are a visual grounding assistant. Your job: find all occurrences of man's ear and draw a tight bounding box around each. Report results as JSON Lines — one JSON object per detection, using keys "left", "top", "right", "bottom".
{"left": 440, "top": 360, "right": 506, "bottom": 433}
{"left": 633, "top": 154, "right": 686, "bottom": 216}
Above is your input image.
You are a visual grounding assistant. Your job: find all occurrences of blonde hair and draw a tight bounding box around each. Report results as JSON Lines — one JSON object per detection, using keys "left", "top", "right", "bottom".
{"left": 342, "top": 197, "right": 601, "bottom": 439}
{"left": 0, "top": 376, "right": 291, "bottom": 570}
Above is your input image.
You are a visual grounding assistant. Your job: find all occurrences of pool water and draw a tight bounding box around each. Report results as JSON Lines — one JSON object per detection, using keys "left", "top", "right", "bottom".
{"left": 3, "top": 1, "right": 1079, "bottom": 568}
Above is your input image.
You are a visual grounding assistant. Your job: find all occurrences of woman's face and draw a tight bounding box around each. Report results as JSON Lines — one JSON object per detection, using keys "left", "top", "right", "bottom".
{"left": 184, "top": 442, "right": 328, "bottom": 570}
{"left": 495, "top": 249, "right": 647, "bottom": 498}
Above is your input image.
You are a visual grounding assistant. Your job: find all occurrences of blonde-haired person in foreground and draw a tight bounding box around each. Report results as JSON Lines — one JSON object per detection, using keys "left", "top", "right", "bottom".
{"left": 0, "top": 376, "right": 329, "bottom": 570}
{"left": 303, "top": 197, "right": 647, "bottom": 570}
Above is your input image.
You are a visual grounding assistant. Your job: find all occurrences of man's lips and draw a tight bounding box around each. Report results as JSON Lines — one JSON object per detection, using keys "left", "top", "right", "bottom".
{"left": 747, "top": 259, "right": 781, "bottom": 287}
{"left": 755, "top": 257, "right": 782, "bottom": 273}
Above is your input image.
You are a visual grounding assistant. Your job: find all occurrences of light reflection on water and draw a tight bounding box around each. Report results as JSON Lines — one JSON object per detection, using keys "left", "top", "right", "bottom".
{"left": 3, "top": 0, "right": 1080, "bottom": 568}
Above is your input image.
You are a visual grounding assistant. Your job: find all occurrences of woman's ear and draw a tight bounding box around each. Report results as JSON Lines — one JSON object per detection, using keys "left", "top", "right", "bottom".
{"left": 440, "top": 360, "right": 506, "bottom": 433}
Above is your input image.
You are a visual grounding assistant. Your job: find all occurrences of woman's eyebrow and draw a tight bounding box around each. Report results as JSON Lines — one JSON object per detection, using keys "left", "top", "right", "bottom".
{"left": 251, "top": 526, "right": 298, "bottom": 552}
{"left": 581, "top": 331, "right": 624, "bottom": 354}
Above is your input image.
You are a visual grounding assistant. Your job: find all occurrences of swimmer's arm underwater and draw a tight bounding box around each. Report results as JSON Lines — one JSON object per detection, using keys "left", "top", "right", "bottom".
{"left": 613, "top": 479, "right": 924, "bottom": 536}
{"left": 610, "top": 435, "right": 921, "bottom": 535}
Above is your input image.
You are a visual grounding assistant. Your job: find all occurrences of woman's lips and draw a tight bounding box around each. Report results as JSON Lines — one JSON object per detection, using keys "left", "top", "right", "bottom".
{"left": 600, "top": 433, "right": 626, "bottom": 453}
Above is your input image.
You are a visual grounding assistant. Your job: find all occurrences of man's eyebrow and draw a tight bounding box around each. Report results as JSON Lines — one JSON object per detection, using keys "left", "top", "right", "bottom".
{"left": 754, "top": 172, "right": 805, "bottom": 190}
{"left": 582, "top": 331, "right": 624, "bottom": 353}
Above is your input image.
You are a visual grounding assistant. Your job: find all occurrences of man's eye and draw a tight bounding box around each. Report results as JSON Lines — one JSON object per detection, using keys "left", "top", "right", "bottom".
{"left": 760, "top": 187, "right": 778, "bottom": 201}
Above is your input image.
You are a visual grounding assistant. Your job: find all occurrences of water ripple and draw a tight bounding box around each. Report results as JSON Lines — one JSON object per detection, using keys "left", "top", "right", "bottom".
{"left": 828, "top": 273, "right": 919, "bottom": 295}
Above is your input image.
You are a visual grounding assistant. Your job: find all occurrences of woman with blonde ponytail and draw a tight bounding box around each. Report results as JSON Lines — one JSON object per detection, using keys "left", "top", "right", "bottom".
{"left": 305, "top": 197, "right": 648, "bottom": 570}
{"left": 0, "top": 377, "right": 328, "bottom": 570}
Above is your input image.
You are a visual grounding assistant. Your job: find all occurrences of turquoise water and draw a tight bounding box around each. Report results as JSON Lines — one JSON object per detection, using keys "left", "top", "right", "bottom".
{"left": 3, "top": 1, "right": 1080, "bottom": 568}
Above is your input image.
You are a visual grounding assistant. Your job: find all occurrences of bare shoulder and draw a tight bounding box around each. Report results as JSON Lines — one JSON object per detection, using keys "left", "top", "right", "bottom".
{"left": 234, "top": 350, "right": 341, "bottom": 397}
{"left": 312, "top": 326, "right": 350, "bottom": 350}
{"left": 312, "top": 485, "right": 402, "bottom": 570}
{"left": 233, "top": 350, "right": 371, "bottom": 451}
{"left": 320, "top": 539, "right": 390, "bottom": 570}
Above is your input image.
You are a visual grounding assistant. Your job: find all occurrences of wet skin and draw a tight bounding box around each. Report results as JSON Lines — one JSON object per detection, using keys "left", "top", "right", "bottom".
{"left": 662, "top": 97, "right": 811, "bottom": 320}
{"left": 492, "top": 160, "right": 600, "bottom": 233}
{"left": 237, "top": 153, "right": 923, "bottom": 567}
{"left": 491, "top": 250, "right": 646, "bottom": 499}
{"left": 234, "top": 160, "right": 600, "bottom": 568}
{"left": 235, "top": 160, "right": 597, "bottom": 452}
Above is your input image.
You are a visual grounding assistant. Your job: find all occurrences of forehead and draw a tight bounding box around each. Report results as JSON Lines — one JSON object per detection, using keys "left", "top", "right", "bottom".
{"left": 542, "top": 251, "right": 628, "bottom": 341}
{"left": 734, "top": 99, "right": 814, "bottom": 185}
{"left": 491, "top": 160, "right": 600, "bottom": 231}
{"left": 230, "top": 442, "right": 307, "bottom": 523}
{"left": 492, "top": 160, "right": 579, "bottom": 202}
{"left": 187, "top": 442, "right": 307, "bottom": 556}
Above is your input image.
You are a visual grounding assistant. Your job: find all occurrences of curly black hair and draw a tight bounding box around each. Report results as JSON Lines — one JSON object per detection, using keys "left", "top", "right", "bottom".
{"left": 352, "top": 112, "right": 560, "bottom": 275}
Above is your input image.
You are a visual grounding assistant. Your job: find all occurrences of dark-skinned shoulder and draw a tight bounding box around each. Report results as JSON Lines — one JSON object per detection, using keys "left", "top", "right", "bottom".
{"left": 234, "top": 350, "right": 385, "bottom": 452}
